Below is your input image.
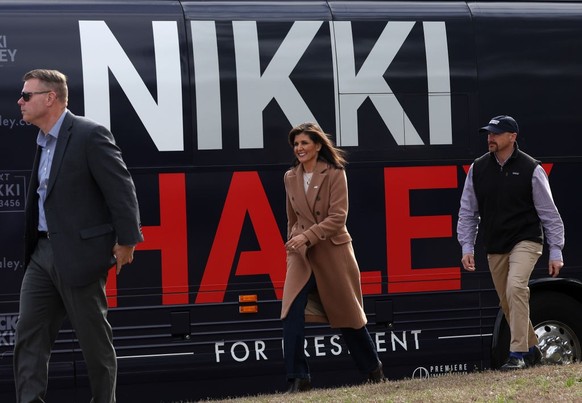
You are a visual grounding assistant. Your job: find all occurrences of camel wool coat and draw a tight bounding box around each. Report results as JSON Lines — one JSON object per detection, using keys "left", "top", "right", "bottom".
{"left": 280, "top": 160, "right": 367, "bottom": 329}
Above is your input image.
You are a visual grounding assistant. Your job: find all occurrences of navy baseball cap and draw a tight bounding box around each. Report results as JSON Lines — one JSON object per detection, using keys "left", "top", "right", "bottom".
{"left": 479, "top": 115, "right": 519, "bottom": 134}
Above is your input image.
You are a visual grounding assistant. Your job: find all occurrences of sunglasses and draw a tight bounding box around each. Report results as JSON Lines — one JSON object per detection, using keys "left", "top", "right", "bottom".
{"left": 20, "top": 91, "right": 51, "bottom": 102}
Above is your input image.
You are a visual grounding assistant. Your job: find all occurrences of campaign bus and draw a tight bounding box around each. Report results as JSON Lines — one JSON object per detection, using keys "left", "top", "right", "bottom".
{"left": 0, "top": 0, "right": 581, "bottom": 401}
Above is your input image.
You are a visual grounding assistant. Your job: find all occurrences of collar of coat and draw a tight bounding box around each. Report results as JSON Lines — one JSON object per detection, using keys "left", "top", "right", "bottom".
{"left": 287, "top": 160, "right": 330, "bottom": 220}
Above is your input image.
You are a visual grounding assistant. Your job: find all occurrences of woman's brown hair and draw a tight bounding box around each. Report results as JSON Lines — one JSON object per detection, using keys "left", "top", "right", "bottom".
{"left": 288, "top": 122, "right": 347, "bottom": 169}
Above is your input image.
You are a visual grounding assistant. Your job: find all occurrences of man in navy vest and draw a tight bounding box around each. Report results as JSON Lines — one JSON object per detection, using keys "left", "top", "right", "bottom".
{"left": 457, "top": 115, "right": 565, "bottom": 370}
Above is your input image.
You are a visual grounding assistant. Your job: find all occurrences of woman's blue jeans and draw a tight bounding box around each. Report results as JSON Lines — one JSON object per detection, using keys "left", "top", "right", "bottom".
{"left": 282, "top": 273, "right": 380, "bottom": 380}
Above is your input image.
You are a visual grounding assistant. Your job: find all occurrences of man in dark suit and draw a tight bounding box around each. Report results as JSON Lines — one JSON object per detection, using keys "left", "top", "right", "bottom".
{"left": 14, "top": 69, "right": 143, "bottom": 403}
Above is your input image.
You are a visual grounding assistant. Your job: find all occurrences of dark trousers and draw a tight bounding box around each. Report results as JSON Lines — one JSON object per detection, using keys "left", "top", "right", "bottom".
{"left": 13, "top": 239, "right": 116, "bottom": 403}
{"left": 282, "top": 274, "right": 380, "bottom": 380}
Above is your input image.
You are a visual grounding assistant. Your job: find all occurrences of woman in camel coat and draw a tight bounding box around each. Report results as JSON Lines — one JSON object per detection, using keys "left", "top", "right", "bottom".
{"left": 281, "top": 122, "right": 385, "bottom": 393}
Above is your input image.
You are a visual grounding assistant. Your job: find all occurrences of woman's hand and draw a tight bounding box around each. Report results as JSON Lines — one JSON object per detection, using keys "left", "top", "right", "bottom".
{"left": 285, "top": 234, "right": 309, "bottom": 251}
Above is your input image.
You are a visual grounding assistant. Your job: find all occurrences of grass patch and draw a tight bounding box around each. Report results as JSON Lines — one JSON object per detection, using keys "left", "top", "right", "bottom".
{"left": 193, "top": 363, "right": 582, "bottom": 402}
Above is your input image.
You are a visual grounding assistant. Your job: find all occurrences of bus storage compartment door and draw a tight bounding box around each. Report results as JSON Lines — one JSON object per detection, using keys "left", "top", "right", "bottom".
{"left": 375, "top": 300, "right": 393, "bottom": 327}
{"left": 170, "top": 311, "right": 191, "bottom": 339}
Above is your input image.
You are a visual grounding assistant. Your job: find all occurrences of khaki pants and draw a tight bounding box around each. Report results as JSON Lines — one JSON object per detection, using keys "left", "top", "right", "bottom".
{"left": 487, "top": 240, "right": 542, "bottom": 352}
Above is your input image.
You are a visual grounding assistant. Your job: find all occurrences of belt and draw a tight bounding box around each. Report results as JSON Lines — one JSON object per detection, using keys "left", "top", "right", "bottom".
{"left": 38, "top": 231, "right": 50, "bottom": 239}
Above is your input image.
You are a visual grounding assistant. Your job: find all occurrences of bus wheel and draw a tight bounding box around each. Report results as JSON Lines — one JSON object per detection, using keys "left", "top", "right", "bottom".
{"left": 530, "top": 291, "right": 582, "bottom": 365}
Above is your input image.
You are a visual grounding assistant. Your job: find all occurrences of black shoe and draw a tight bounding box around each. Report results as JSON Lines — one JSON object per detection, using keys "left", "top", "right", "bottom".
{"left": 500, "top": 356, "right": 526, "bottom": 371}
{"left": 367, "top": 361, "right": 386, "bottom": 383}
{"left": 524, "top": 346, "right": 542, "bottom": 367}
{"left": 285, "top": 378, "right": 312, "bottom": 393}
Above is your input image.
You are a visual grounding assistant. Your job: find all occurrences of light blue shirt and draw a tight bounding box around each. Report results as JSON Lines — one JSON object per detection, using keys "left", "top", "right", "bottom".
{"left": 457, "top": 161, "right": 565, "bottom": 262}
{"left": 36, "top": 109, "right": 67, "bottom": 231}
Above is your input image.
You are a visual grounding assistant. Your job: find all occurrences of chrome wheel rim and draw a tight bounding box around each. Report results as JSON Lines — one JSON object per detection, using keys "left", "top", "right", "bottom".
{"left": 535, "top": 321, "right": 581, "bottom": 364}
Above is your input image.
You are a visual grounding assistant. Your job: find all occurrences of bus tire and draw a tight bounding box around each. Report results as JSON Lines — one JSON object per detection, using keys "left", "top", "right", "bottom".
{"left": 491, "top": 290, "right": 582, "bottom": 368}
{"left": 530, "top": 291, "right": 582, "bottom": 365}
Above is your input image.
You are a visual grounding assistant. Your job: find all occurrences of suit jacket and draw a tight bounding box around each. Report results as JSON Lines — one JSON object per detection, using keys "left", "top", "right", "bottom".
{"left": 280, "top": 160, "right": 367, "bottom": 329}
{"left": 24, "top": 111, "right": 143, "bottom": 286}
